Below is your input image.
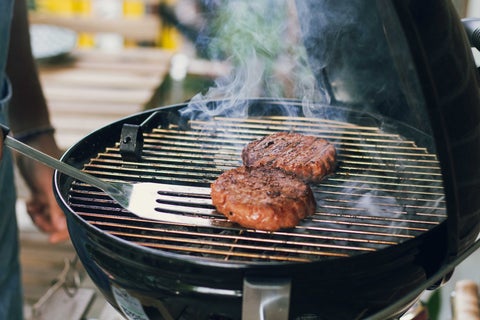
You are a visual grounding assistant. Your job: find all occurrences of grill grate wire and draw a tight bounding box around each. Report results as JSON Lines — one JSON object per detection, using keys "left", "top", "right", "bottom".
{"left": 67, "top": 116, "right": 447, "bottom": 262}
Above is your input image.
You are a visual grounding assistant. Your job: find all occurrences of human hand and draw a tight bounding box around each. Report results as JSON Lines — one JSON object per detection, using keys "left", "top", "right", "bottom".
{"left": 16, "top": 133, "right": 69, "bottom": 243}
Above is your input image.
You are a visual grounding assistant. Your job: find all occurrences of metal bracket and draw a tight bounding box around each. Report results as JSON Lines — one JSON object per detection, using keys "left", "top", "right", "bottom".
{"left": 31, "top": 256, "right": 92, "bottom": 320}
{"left": 119, "top": 111, "right": 162, "bottom": 162}
{"left": 119, "top": 124, "right": 144, "bottom": 162}
{"left": 242, "top": 277, "right": 291, "bottom": 320}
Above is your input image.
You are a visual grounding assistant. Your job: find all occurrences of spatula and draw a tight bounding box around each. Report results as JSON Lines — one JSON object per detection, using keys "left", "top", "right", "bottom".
{"left": 1, "top": 124, "right": 233, "bottom": 228}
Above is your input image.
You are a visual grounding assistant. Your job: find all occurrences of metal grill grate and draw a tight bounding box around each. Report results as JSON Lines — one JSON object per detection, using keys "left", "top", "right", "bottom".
{"left": 67, "top": 115, "right": 447, "bottom": 263}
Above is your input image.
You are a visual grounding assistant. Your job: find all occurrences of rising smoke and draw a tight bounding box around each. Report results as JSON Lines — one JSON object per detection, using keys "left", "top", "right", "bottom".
{"left": 179, "top": 0, "right": 433, "bottom": 141}
{"left": 179, "top": 0, "right": 321, "bottom": 122}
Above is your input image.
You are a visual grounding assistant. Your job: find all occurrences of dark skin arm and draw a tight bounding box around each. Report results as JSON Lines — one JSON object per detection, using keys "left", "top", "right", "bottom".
{"left": 4, "top": 0, "right": 68, "bottom": 243}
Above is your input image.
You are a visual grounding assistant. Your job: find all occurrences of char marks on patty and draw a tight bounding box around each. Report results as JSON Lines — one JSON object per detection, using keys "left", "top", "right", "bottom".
{"left": 242, "top": 132, "right": 336, "bottom": 183}
{"left": 210, "top": 166, "right": 316, "bottom": 231}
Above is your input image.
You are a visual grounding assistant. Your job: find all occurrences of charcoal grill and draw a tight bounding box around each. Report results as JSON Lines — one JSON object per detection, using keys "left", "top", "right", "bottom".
{"left": 55, "top": 99, "right": 453, "bottom": 319}
{"left": 53, "top": 0, "right": 480, "bottom": 318}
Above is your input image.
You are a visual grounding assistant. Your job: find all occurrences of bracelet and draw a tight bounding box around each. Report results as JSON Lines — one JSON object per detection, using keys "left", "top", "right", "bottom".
{"left": 14, "top": 126, "right": 55, "bottom": 143}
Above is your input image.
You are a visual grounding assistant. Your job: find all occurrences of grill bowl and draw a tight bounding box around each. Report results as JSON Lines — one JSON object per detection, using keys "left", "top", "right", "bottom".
{"left": 54, "top": 98, "right": 457, "bottom": 319}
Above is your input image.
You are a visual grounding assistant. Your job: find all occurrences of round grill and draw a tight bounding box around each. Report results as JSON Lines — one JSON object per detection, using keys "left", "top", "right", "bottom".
{"left": 66, "top": 103, "right": 447, "bottom": 263}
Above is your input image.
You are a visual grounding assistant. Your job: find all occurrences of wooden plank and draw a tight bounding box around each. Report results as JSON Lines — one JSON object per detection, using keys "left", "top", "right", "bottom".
{"left": 20, "top": 234, "right": 79, "bottom": 305}
{"left": 47, "top": 100, "right": 143, "bottom": 117}
{"left": 50, "top": 116, "right": 130, "bottom": 132}
{"left": 71, "top": 59, "right": 170, "bottom": 74}
{"left": 29, "top": 13, "right": 161, "bottom": 42}
{"left": 39, "top": 69, "right": 162, "bottom": 89}
{"left": 54, "top": 134, "right": 94, "bottom": 150}
{"left": 43, "top": 86, "right": 153, "bottom": 105}
{"left": 51, "top": 115, "right": 140, "bottom": 149}
{"left": 71, "top": 47, "right": 174, "bottom": 63}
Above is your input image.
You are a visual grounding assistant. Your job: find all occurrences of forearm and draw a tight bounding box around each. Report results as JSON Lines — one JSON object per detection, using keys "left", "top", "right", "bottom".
{"left": 6, "top": 0, "right": 52, "bottom": 134}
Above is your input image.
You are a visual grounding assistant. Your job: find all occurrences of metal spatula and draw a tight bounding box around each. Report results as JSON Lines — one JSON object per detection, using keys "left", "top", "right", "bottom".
{"left": 1, "top": 124, "right": 232, "bottom": 228}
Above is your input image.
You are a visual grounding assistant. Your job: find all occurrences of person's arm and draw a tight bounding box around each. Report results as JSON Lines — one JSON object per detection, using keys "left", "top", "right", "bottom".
{"left": 7, "top": 0, "right": 50, "bottom": 132}
{"left": 6, "top": 0, "right": 68, "bottom": 243}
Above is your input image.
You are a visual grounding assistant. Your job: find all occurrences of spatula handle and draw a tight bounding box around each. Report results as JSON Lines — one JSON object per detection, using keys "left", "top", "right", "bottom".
{"left": 0, "top": 123, "right": 115, "bottom": 194}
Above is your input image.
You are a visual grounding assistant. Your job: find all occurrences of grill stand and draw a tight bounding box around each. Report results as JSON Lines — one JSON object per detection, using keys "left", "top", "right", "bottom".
{"left": 242, "top": 277, "right": 291, "bottom": 320}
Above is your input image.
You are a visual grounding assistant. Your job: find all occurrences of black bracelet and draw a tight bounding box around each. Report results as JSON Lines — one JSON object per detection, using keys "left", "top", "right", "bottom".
{"left": 14, "top": 126, "right": 55, "bottom": 143}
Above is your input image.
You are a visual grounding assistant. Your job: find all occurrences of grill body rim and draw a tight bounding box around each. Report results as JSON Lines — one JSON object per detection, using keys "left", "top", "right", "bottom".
{"left": 53, "top": 98, "right": 457, "bottom": 318}
{"left": 62, "top": 193, "right": 441, "bottom": 319}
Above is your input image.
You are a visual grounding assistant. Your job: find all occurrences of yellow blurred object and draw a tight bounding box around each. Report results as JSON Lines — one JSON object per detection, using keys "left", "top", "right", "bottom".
{"left": 73, "top": 0, "right": 92, "bottom": 13}
{"left": 40, "top": 0, "right": 74, "bottom": 15}
{"left": 33, "top": 0, "right": 93, "bottom": 48}
{"left": 123, "top": 0, "right": 145, "bottom": 47}
{"left": 77, "top": 33, "right": 95, "bottom": 48}
{"left": 123, "top": 0, "right": 145, "bottom": 18}
{"left": 31, "top": 0, "right": 163, "bottom": 49}
{"left": 158, "top": 0, "right": 180, "bottom": 50}
{"left": 33, "top": 0, "right": 47, "bottom": 12}
{"left": 159, "top": 25, "right": 180, "bottom": 50}
{"left": 73, "top": 0, "right": 94, "bottom": 48}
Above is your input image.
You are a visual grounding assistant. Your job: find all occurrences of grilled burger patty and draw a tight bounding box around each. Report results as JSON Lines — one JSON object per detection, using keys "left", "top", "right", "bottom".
{"left": 211, "top": 166, "right": 316, "bottom": 231}
{"left": 242, "top": 132, "right": 336, "bottom": 183}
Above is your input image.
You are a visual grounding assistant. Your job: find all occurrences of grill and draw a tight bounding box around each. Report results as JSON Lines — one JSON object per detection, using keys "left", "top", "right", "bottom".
{"left": 53, "top": 99, "right": 462, "bottom": 319}
{"left": 51, "top": 0, "right": 480, "bottom": 316}
{"left": 66, "top": 101, "right": 446, "bottom": 263}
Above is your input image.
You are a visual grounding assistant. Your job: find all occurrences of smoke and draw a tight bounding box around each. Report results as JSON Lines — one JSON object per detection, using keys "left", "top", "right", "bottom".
{"left": 179, "top": 0, "right": 321, "bottom": 123}
{"left": 177, "top": 0, "right": 435, "bottom": 142}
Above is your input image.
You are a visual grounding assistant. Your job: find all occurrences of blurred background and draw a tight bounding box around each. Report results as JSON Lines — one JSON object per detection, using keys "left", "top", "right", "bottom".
{"left": 23, "top": 0, "right": 480, "bottom": 49}
{"left": 28, "top": 0, "right": 179, "bottom": 50}
{"left": 17, "top": 1, "right": 480, "bottom": 319}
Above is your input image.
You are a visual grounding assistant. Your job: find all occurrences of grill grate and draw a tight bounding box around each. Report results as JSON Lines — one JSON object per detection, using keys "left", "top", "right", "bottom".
{"left": 67, "top": 115, "right": 447, "bottom": 263}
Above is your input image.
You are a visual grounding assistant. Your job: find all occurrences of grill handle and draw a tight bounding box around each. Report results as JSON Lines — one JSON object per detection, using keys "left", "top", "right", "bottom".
{"left": 462, "top": 18, "right": 480, "bottom": 51}
{"left": 242, "top": 277, "right": 291, "bottom": 320}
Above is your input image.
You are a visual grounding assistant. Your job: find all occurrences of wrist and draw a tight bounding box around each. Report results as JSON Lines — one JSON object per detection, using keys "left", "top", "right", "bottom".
{"left": 13, "top": 126, "right": 55, "bottom": 144}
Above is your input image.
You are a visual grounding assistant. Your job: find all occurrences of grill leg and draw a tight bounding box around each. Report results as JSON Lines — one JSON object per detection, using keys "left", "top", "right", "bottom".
{"left": 242, "top": 277, "right": 291, "bottom": 320}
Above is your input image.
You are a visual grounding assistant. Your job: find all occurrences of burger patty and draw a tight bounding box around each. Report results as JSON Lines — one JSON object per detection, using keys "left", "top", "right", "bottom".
{"left": 210, "top": 166, "right": 316, "bottom": 231}
{"left": 242, "top": 132, "right": 336, "bottom": 183}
